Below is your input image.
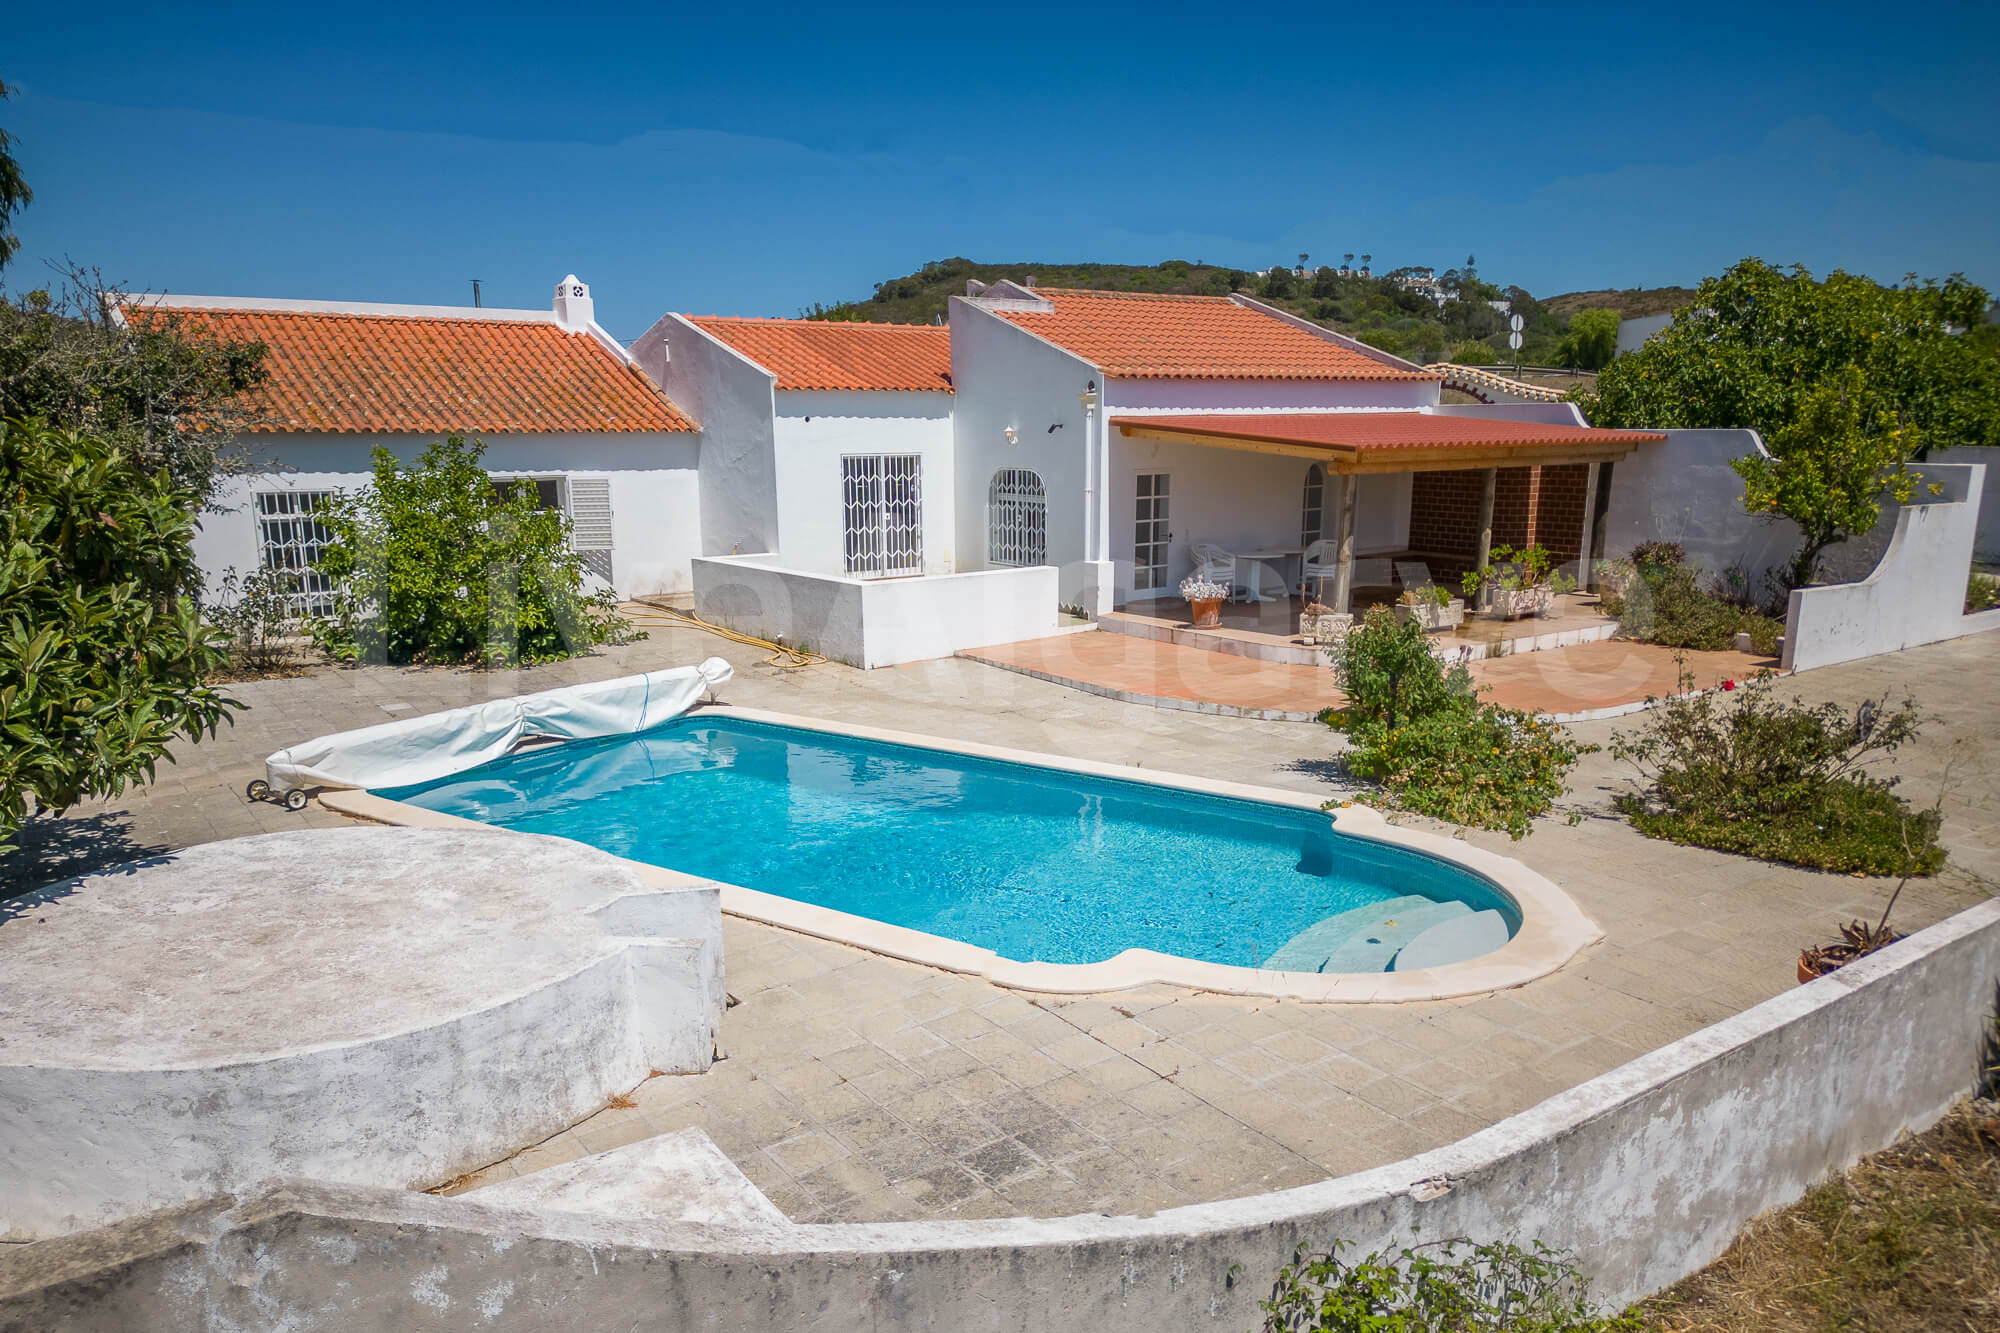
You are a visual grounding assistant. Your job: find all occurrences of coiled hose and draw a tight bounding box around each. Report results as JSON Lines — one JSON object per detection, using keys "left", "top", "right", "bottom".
{"left": 622, "top": 603, "right": 829, "bottom": 670}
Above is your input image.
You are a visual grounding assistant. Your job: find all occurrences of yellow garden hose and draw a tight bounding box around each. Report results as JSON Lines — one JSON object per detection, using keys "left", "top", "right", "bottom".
{"left": 621, "top": 602, "right": 829, "bottom": 670}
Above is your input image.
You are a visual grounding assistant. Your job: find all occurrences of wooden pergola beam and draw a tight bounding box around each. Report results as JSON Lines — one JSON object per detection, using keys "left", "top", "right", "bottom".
{"left": 1112, "top": 422, "right": 1641, "bottom": 473}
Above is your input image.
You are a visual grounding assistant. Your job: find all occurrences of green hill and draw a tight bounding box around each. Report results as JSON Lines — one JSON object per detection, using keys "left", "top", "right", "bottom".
{"left": 803, "top": 257, "right": 1677, "bottom": 369}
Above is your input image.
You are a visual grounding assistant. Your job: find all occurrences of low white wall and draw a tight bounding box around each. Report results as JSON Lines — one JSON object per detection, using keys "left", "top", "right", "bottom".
{"left": 692, "top": 555, "right": 1058, "bottom": 668}
{"left": 1785, "top": 462, "right": 1999, "bottom": 670}
{"left": 12, "top": 898, "right": 1998, "bottom": 1328}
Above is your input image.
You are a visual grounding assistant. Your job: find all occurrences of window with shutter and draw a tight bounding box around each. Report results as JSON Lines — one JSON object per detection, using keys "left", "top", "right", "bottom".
{"left": 566, "top": 477, "right": 614, "bottom": 583}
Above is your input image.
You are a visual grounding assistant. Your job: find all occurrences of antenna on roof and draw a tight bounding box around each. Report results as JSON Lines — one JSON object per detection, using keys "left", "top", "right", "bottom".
{"left": 470, "top": 279, "right": 483, "bottom": 308}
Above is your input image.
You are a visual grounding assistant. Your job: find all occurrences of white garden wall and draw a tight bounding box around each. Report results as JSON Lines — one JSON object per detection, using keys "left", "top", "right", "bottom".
{"left": 1784, "top": 462, "right": 2000, "bottom": 670}
{"left": 10, "top": 897, "right": 1997, "bottom": 1329}
{"left": 691, "top": 554, "right": 1058, "bottom": 668}
{"left": 194, "top": 430, "right": 702, "bottom": 597}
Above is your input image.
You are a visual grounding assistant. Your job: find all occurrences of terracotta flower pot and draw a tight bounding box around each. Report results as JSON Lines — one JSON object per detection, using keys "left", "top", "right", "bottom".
{"left": 1189, "top": 597, "right": 1223, "bottom": 628}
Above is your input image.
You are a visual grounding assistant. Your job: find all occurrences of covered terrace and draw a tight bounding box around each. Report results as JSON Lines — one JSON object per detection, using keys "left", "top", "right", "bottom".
{"left": 1111, "top": 410, "right": 1666, "bottom": 618}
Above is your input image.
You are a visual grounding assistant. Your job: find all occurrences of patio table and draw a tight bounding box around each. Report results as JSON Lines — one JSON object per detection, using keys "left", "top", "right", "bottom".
{"left": 1236, "top": 546, "right": 1304, "bottom": 602}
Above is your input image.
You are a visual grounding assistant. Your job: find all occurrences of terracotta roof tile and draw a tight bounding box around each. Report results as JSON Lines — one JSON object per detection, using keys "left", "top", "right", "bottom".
{"left": 123, "top": 305, "right": 696, "bottom": 434}
{"left": 687, "top": 316, "right": 952, "bottom": 392}
{"left": 994, "top": 289, "right": 1438, "bottom": 382}
{"left": 1113, "top": 412, "right": 1664, "bottom": 453}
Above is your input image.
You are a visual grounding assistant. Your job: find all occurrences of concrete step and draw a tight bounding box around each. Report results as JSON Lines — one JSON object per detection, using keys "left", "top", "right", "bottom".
{"left": 1260, "top": 895, "right": 1436, "bottom": 971}
{"left": 1319, "top": 899, "right": 1474, "bottom": 974}
{"left": 1392, "top": 909, "right": 1512, "bottom": 971}
{"left": 468, "top": 1127, "right": 790, "bottom": 1231}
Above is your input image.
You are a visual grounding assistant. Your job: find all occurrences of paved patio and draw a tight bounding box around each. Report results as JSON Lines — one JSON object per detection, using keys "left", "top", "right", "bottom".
{"left": 962, "top": 629, "right": 1771, "bottom": 723}
{"left": 5, "top": 623, "right": 1995, "bottom": 1228}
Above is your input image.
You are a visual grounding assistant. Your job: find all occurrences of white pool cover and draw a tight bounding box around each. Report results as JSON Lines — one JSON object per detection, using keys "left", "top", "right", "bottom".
{"left": 265, "top": 657, "right": 734, "bottom": 792}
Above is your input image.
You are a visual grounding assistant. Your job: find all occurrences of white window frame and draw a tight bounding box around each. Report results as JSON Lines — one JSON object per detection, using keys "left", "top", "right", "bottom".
{"left": 842, "top": 453, "right": 924, "bottom": 579}
{"left": 1300, "top": 463, "right": 1326, "bottom": 547}
{"left": 987, "top": 468, "right": 1048, "bottom": 568}
{"left": 491, "top": 473, "right": 615, "bottom": 582}
{"left": 253, "top": 489, "right": 340, "bottom": 617}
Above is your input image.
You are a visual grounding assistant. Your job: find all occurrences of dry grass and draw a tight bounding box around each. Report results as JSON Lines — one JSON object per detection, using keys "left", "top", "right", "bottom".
{"left": 1636, "top": 1101, "right": 2000, "bottom": 1332}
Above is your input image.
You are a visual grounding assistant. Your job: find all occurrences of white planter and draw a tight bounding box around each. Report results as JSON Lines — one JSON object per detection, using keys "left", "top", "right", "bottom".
{"left": 1299, "top": 611, "right": 1353, "bottom": 644}
{"left": 1485, "top": 586, "right": 1554, "bottom": 620}
{"left": 1393, "top": 599, "right": 1466, "bottom": 632}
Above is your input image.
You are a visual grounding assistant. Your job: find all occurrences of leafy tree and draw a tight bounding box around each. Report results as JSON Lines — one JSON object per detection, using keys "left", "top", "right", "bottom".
{"left": 1406, "top": 324, "right": 1447, "bottom": 364}
{"left": 1260, "top": 263, "right": 1297, "bottom": 300}
{"left": 1733, "top": 366, "right": 1927, "bottom": 586}
{"left": 1582, "top": 258, "right": 2000, "bottom": 451}
{"left": 1556, "top": 308, "right": 1620, "bottom": 370}
{"left": 2, "top": 270, "right": 269, "bottom": 519}
{"left": 0, "top": 418, "right": 240, "bottom": 854}
{"left": 0, "top": 76, "right": 31, "bottom": 271}
{"left": 309, "top": 435, "right": 640, "bottom": 667}
{"left": 1359, "top": 253, "right": 1372, "bottom": 269}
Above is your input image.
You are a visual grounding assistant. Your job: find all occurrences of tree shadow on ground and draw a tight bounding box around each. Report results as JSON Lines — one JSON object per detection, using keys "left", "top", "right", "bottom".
{"left": 0, "top": 812, "right": 172, "bottom": 902}
{"left": 1279, "top": 757, "right": 1352, "bottom": 788}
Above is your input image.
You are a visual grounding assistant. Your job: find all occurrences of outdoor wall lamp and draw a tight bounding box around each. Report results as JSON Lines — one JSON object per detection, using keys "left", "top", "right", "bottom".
{"left": 1078, "top": 380, "right": 1099, "bottom": 412}
{"left": 1004, "top": 426, "right": 1019, "bottom": 445}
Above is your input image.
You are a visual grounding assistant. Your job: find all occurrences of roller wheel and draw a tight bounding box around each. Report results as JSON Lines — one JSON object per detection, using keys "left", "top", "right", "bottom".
{"left": 283, "top": 788, "right": 310, "bottom": 812}
{"left": 245, "top": 778, "right": 270, "bottom": 802}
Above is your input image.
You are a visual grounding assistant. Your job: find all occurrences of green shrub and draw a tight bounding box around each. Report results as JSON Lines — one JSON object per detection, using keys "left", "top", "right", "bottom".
{"left": 308, "top": 436, "right": 642, "bottom": 667}
{"left": 1329, "top": 605, "right": 1473, "bottom": 730}
{"left": 1345, "top": 704, "right": 1589, "bottom": 841}
{"left": 1448, "top": 340, "right": 1497, "bottom": 365}
{"left": 1326, "top": 608, "right": 1587, "bottom": 839}
{"left": 1611, "top": 668, "right": 1943, "bottom": 875}
{"left": 203, "top": 565, "right": 304, "bottom": 675}
{"left": 1260, "top": 1237, "right": 1639, "bottom": 1332}
{"left": 0, "top": 417, "right": 240, "bottom": 853}
{"left": 1613, "top": 560, "right": 1782, "bottom": 654}
{"left": 1969, "top": 569, "right": 2000, "bottom": 613}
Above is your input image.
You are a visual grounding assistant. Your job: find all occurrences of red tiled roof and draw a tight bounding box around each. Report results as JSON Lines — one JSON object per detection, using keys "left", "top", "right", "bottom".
{"left": 687, "top": 316, "right": 952, "bottom": 392}
{"left": 993, "top": 289, "right": 1439, "bottom": 382}
{"left": 1113, "top": 412, "right": 1664, "bottom": 454}
{"left": 122, "top": 305, "right": 696, "bottom": 434}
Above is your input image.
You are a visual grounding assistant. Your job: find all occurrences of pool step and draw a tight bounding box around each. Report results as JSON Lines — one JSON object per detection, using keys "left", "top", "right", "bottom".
{"left": 1261, "top": 896, "right": 1472, "bottom": 974}
{"left": 1320, "top": 900, "right": 1474, "bottom": 974}
{"left": 1392, "top": 909, "right": 1511, "bottom": 972}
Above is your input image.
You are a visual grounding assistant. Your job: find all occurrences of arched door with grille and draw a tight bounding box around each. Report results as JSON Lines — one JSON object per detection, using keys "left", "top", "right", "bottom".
{"left": 987, "top": 469, "right": 1047, "bottom": 567}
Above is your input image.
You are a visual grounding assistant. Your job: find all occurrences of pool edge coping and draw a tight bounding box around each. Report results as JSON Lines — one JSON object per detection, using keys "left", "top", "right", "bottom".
{"left": 321, "top": 702, "right": 1602, "bottom": 1004}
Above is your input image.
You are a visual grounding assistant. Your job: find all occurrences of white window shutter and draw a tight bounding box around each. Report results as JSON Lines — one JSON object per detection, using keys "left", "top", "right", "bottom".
{"left": 566, "top": 477, "right": 614, "bottom": 583}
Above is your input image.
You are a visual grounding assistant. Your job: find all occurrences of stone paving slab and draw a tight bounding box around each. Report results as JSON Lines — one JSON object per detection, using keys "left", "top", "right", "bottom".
{"left": 8, "top": 620, "right": 1996, "bottom": 1227}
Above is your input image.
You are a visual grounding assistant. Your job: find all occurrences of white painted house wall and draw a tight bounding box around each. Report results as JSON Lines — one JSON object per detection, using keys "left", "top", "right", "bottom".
{"left": 631, "top": 314, "right": 777, "bottom": 560}
{"left": 948, "top": 297, "right": 1106, "bottom": 608}
{"left": 193, "top": 431, "right": 702, "bottom": 597}
{"left": 771, "top": 389, "right": 956, "bottom": 576}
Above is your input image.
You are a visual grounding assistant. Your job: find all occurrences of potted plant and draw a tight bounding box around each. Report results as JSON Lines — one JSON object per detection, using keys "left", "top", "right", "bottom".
{"left": 1462, "top": 544, "right": 1576, "bottom": 620}
{"left": 1179, "top": 576, "right": 1229, "bottom": 628}
{"left": 1298, "top": 600, "right": 1352, "bottom": 644}
{"left": 1592, "top": 557, "right": 1636, "bottom": 603}
{"left": 1392, "top": 583, "right": 1465, "bottom": 632}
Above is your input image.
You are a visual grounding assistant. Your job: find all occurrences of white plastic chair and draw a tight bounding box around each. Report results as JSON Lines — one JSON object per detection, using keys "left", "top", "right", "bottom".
{"left": 1189, "top": 543, "right": 1243, "bottom": 601}
{"left": 1301, "top": 539, "right": 1338, "bottom": 602}
{"left": 1394, "top": 560, "right": 1436, "bottom": 592}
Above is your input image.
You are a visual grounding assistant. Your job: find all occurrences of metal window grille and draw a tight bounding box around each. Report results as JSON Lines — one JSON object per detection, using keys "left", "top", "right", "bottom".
{"left": 1133, "top": 472, "right": 1170, "bottom": 591}
{"left": 1300, "top": 463, "right": 1325, "bottom": 546}
{"left": 986, "top": 468, "right": 1047, "bottom": 567}
{"left": 254, "top": 490, "right": 339, "bottom": 617}
{"left": 842, "top": 454, "right": 923, "bottom": 578}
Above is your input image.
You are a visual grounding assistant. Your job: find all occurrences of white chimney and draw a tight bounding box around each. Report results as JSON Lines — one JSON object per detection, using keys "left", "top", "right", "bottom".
{"left": 552, "top": 274, "right": 594, "bottom": 331}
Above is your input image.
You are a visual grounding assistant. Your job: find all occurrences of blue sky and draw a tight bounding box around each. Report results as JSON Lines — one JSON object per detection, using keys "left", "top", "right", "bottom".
{"left": 5, "top": 2, "right": 1997, "bottom": 340}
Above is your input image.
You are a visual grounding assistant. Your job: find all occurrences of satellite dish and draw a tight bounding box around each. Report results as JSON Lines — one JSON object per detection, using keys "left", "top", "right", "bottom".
{"left": 1509, "top": 313, "right": 1525, "bottom": 332}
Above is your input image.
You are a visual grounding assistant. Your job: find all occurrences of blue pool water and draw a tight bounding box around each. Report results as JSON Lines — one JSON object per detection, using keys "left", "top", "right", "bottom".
{"left": 376, "top": 717, "right": 1517, "bottom": 969}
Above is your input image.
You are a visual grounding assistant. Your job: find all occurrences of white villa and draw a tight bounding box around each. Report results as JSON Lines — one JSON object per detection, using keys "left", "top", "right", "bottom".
{"left": 136, "top": 273, "right": 1684, "bottom": 668}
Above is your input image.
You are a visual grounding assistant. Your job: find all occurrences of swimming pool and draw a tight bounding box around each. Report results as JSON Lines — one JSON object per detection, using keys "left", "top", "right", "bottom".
{"left": 376, "top": 714, "right": 1519, "bottom": 973}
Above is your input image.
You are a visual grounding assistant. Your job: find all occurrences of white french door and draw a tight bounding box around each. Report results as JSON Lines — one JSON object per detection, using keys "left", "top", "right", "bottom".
{"left": 1134, "top": 472, "right": 1171, "bottom": 592}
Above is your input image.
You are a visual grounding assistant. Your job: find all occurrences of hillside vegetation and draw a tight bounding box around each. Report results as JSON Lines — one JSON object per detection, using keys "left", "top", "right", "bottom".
{"left": 805, "top": 256, "right": 1651, "bottom": 370}
{"left": 1545, "top": 287, "right": 1697, "bottom": 320}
